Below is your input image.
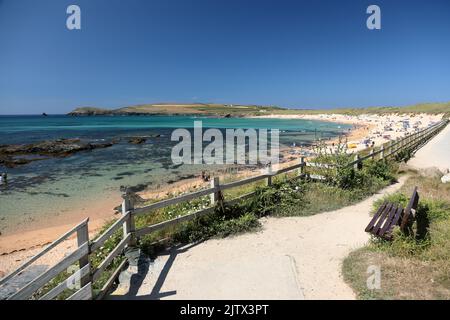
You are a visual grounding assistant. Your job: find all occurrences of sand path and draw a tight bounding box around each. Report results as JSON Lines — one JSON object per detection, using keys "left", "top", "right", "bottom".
{"left": 110, "top": 176, "right": 407, "bottom": 300}
{"left": 408, "top": 123, "right": 450, "bottom": 172}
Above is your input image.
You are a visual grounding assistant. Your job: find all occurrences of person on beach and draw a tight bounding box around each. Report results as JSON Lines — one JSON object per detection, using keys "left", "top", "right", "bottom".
{"left": 201, "top": 171, "right": 210, "bottom": 182}
{"left": 0, "top": 172, "right": 7, "bottom": 188}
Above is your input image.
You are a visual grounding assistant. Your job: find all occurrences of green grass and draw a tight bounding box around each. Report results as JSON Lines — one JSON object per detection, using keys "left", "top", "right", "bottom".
{"left": 69, "top": 101, "right": 450, "bottom": 117}
{"left": 272, "top": 102, "right": 450, "bottom": 116}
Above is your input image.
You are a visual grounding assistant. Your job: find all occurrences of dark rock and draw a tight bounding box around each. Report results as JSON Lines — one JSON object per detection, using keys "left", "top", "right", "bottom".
{"left": 128, "top": 137, "right": 147, "bottom": 144}
{"left": 0, "top": 138, "right": 114, "bottom": 168}
{"left": 0, "top": 155, "right": 32, "bottom": 168}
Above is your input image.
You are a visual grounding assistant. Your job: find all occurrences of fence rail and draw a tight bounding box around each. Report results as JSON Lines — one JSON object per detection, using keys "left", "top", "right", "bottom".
{"left": 1, "top": 118, "right": 447, "bottom": 300}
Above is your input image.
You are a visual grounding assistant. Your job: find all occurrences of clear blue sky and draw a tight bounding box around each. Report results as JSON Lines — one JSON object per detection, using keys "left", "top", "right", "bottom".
{"left": 1, "top": 0, "right": 450, "bottom": 115}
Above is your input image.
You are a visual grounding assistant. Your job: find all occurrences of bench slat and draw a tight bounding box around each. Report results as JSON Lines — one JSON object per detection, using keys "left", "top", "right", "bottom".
{"left": 379, "top": 206, "right": 402, "bottom": 237}
{"left": 372, "top": 204, "right": 395, "bottom": 235}
{"left": 365, "top": 202, "right": 387, "bottom": 233}
{"left": 383, "top": 206, "right": 404, "bottom": 239}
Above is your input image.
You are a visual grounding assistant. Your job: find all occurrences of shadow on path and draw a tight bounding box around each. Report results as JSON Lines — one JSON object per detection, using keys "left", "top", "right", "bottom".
{"left": 125, "top": 242, "right": 202, "bottom": 300}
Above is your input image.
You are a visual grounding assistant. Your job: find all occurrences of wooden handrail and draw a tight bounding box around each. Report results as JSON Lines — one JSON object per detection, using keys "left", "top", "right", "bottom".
{"left": 0, "top": 218, "right": 89, "bottom": 286}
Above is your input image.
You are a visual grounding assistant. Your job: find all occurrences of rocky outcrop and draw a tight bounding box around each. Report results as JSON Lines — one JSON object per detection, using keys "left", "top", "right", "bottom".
{"left": 0, "top": 155, "right": 33, "bottom": 168}
{"left": 0, "top": 139, "right": 114, "bottom": 168}
{"left": 128, "top": 137, "right": 147, "bottom": 144}
{"left": 68, "top": 107, "right": 113, "bottom": 116}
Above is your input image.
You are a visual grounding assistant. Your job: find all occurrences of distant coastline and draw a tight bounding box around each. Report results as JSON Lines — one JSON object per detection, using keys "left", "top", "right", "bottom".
{"left": 66, "top": 101, "right": 450, "bottom": 118}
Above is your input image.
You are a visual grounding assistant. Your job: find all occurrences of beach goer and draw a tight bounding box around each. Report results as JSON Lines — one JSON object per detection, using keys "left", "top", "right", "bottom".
{"left": 201, "top": 171, "right": 210, "bottom": 182}
{"left": 0, "top": 173, "right": 6, "bottom": 187}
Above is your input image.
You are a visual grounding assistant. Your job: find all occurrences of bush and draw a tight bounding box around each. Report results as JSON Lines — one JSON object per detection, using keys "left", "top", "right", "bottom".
{"left": 249, "top": 179, "right": 306, "bottom": 217}
{"left": 363, "top": 159, "right": 397, "bottom": 183}
{"left": 394, "top": 148, "right": 413, "bottom": 162}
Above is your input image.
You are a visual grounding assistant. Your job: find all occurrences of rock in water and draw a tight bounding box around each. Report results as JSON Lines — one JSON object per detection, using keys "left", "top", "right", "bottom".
{"left": 128, "top": 137, "right": 147, "bottom": 144}
{"left": 0, "top": 139, "right": 114, "bottom": 168}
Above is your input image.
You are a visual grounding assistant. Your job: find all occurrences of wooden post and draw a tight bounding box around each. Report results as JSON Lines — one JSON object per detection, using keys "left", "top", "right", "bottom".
{"left": 76, "top": 220, "right": 91, "bottom": 289}
{"left": 380, "top": 145, "right": 384, "bottom": 160}
{"left": 210, "top": 177, "right": 220, "bottom": 205}
{"left": 122, "top": 190, "right": 136, "bottom": 246}
{"left": 387, "top": 140, "right": 392, "bottom": 157}
{"left": 266, "top": 163, "right": 273, "bottom": 186}
{"left": 299, "top": 157, "right": 305, "bottom": 176}
{"left": 370, "top": 149, "right": 375, "bottom": 160}
{"left": 411, "top": 132, "right": 417, "bottom": 148}
{"left": 354, "top": 154, "right": 360, "bottom": 170}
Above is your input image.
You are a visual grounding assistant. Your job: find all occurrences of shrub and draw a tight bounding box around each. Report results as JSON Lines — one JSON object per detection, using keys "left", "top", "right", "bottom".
{"left": 394, "top": 148, "right": 413, "bottom": 162}
{"left": 250, "top": 179, "right": 306, "bottom": 217}
{"left": 363, "top": 159, "right": 397, "bottom": 183}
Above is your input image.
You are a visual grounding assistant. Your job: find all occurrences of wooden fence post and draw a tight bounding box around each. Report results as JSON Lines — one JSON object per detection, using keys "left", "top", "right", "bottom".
{"left": 76, "top": 220, "right": 91, "bottom": 289}
{"left": 370, "top": 149, "right": 375, "bottom": 160}
{"left": 354, "top": 154, "right": 360, "bottom": 170}
{"left": 266, "top": 163, "right": 273, "bottom": 186}
{"left": 395, "top": 137, "right": 400, "bottom": 154}
{"left": 299, "top": 157, "right": 305, "bottom": 176}
{"left": 380, "top": 145, "right": 384, "bottom": 160}
{"left": 210, "top": 177, "right": 220, "bottom": 205}
{"left": 122, "top": 190, "right": 136, "bottom": 246}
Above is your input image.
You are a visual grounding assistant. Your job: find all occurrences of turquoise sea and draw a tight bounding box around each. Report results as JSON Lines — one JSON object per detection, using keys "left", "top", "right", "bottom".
{"left": 0, "top": 115, "right": 350, "bottom": 234}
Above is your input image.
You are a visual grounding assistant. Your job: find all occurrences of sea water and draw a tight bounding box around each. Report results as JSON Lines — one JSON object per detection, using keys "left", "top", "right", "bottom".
{"left": 0, "top": 115, "right": 350, "bottom": 234}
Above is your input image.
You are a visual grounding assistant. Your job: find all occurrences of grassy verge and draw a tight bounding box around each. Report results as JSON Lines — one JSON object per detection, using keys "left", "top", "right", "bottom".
{"left": 342, "top": 174, "right": 450, "bottom": 300}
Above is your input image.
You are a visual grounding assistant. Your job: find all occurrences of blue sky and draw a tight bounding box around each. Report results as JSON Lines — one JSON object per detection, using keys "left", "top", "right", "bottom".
{"left": 1, "top": 0, "right": 450, "bottom": 115}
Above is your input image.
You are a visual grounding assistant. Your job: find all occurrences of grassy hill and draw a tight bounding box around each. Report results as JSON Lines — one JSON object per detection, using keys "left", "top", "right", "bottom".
{"left": 68, "top": 102, "right": 450, "bottom": 117}
{"left": 68, "top": 103, "right": 283, "bottom": 117}
{"left": 274, "top": 102, "right": 450, "bottom": 116}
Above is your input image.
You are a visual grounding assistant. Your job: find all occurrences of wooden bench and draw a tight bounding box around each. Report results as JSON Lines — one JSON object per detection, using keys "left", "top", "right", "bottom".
{"left": 365, "top": 187, "right": 419, "bottom": 239}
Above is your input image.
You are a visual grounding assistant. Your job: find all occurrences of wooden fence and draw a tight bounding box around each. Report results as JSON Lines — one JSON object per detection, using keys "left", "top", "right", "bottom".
{"left": 0, "top": 119, "right": 447, "bottom": 300}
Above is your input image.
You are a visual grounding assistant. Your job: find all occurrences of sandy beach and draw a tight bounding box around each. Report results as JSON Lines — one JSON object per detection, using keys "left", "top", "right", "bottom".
{"left": 254, "top": 113, "right": 444, "bottom": 152}
{"left": 0, "top": 112, "right": 444, "bottom": 278}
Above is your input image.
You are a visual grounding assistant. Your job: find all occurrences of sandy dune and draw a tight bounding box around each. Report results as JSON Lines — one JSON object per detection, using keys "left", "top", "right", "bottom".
{"left": 110, "top": 176, "right": 407, "bottom": 300}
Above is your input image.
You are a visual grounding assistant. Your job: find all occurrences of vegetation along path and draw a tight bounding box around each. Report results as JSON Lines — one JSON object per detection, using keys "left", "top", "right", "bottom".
{"left": 109, "top": 176, "right": 408, "bottom": 300}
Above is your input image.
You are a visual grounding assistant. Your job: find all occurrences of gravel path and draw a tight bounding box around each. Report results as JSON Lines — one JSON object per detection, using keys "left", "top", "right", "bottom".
{"left": 408, "top": 123, "right": 450, "bottom": 172}
{"left": 110, "top": 176, "right": 408, "bottom": 300}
